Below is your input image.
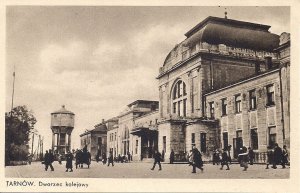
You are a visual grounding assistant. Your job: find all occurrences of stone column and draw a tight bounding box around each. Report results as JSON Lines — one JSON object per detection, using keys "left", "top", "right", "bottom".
{"left": 57, "top": 132, "right": 60, "bottom": 153}
{"left": 52, "top": 133, "right": 55, "bottom": 150}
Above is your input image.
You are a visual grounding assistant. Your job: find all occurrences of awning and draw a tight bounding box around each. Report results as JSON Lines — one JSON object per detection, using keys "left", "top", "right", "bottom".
{"left": 131, "top": 127, "right": 158, "bottom": 136}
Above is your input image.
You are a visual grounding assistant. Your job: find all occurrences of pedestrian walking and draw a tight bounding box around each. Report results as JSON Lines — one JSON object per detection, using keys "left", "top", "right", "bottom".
{"left": 107, "top": 151, "right": 114, "bottom": 167}
{"left": 44, "top": 150, "right": 54, "bottom": 171}
{"left": 282, "top": 145, "right": 289, "bottom": 167}
{"left": 248, "top": 147, "right": 255, "bottom": 165}
{"left": 57, "top": 153, "right": 62, "bottom": 165}
{"left": 273, "top": 143, "right": 284, "bottom": 169}
{"left": 102, "top": 153, "right": 107, "bottom": 165}
{"left": 266, "top": 146, "right": 274, "bottom": 169}
{"left": 65, "top": 151, "right": 74, "bottom": 172}
{"left": 169, "top": 149, "right": 175, "bottom": 164}
{"left": 151, "top": 150, "right": 162, "bottom": 171}
{"left": 191, "top": 148, "right": 204, "bottom": 173}
{"left": 220, "top": 149, "right": 230, "bottom": 170}
{"left": 238, "top": 146, "right": 249, "bottom": 171}
{"left": 212, "top": 149, "right": 220, "bottom": 165}
{"left": 75, "top": 149, "right": 82, "bottom": 169}
{"left": 127, "top": 152, "right": 131, "bottom": 163}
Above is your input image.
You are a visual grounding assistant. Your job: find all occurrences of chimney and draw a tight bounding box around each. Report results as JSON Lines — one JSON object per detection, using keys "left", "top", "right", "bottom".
{"left": 265, "top": 56, "right": 273, "bottom": 70}
{"left": 102, "top": 119, "right": 105, "bottom": 123}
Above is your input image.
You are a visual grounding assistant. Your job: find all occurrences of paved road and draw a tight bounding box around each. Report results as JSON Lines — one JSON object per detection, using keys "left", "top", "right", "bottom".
{"left": 5, "top": 161, "right": 289, "bottom": 179}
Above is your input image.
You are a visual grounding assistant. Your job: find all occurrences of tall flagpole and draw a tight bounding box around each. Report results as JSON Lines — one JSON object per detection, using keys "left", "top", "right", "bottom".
{"left": 11, "top": 65, "right": 15, "bottom": 113}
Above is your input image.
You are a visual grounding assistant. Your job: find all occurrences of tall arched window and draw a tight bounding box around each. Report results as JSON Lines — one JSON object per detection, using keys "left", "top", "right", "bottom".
{"left": 172, "top": 80, "right": 187, "bottom": 117}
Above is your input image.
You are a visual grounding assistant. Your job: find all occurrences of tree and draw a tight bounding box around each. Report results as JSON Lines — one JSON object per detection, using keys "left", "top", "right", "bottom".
{"left": 5, "top": 105, "right": 37, "bottom": 165}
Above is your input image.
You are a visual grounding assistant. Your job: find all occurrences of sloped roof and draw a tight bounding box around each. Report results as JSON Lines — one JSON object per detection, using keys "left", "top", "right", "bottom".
{"left": 183, "top": 22, "right": 279, "bottom": 51}
{"left": 51, "top": 105, "right": 75, "bottom": 115}
{"left": 162, "top": 16, "right": 280, "bottom": 67}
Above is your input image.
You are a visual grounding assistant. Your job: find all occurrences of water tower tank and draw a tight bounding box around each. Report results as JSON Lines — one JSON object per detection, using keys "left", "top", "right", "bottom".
{"left": 51, "top": 105, "right": 75, "bottom": 154}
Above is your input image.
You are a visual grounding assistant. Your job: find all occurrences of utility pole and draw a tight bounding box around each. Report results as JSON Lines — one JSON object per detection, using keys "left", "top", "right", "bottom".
{"left": 37, "top": 135, "right": 41, "bottom": 160}
{"left": 11, "top": 66, "right": 16, "bottom": 113}
{"left": 31, "top": 133, "right": 34, "bottom": 155}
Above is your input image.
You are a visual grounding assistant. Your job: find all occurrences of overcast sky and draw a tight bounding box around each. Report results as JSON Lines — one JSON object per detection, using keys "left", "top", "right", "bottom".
{"left": 6, "top": 6, "right": 290, "bottom": 150}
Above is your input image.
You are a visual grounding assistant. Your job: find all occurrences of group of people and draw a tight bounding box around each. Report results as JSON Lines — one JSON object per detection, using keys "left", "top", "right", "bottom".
{"left": 266, "top": 144, "right": 289, "bottom": 169}
{"left": 211, "top": 143, "right": 289, "bottom": 171}
{"left": 41, "top": 143, "right": 289, "bottom": 174}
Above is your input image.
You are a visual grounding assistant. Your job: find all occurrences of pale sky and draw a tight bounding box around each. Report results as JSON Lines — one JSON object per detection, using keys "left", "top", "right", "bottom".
{"left": 6, "top": 6, "right": 290, "bottom": 150}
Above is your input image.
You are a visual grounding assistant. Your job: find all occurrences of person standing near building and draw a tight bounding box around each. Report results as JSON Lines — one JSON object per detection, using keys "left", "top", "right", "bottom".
{"left": 248, "top": 147, "right": 255, "bottom": 165}
{"left": 282, "top": 145, "right": 289, "bottom": 167}
{"left": 169, "top": 149, "right": 175, "bottom": 164}
{"left": 238, "top": 146, "right": 249, "bottom": 171}
{"left": 273, "top": 143, "right": 284, "bottom": 169}
{"left": 102, "top": 152, "right": 107, "bottom": 165}
{"left": 65, "top": 151, "right": 74, "bottom": 172}
{"left": 44, "top": 150, "right": 54, "bottom": 171}
{"left": 220, "top": 149, "right": 230, "bottom": 170}
{"left": 107, "top": 151, "right": 114, "bottom": 167}
{"left": 191, "top": 148, "right": 204, "bottom": 173}
{"left": 151, "top": 150, "right": 162, "bottom": 171}
{"left": 266, "top": 146, "right": 274, "bottom": 169}
{"left": 212, "top": 149, "right": 220, "bottom": 165}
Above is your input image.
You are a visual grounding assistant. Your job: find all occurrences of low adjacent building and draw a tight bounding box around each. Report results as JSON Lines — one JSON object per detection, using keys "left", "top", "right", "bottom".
{"left": 79, "top": 120, "right": 107, "bottom": 160}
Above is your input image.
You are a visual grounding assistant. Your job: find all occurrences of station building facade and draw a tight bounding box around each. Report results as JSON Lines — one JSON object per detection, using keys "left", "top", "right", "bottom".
{"left": 100, "top": 16, "right": 289, "bottom": 163}
{"left": 106, "top": 100, "right": 159, "bottom": 161}
{"left": 80, "top": 118, "right": 118, "bottom": 160}
{"left": 157, "top": 16, "right": 290, "bottom": 161}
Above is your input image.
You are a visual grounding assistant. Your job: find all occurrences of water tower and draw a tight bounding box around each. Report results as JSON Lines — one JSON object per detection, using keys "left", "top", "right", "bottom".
{"left": 51, "top": 105, "right": 75, "bottom": 154}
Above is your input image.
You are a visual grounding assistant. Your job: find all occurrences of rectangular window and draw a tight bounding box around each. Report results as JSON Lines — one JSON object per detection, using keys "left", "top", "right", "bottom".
{"left": 115, "top": 132, "right": 117, "bottom": 141}
{"left": 235, "top": 94, "right": 242, "bottom": 113}
{"left": 192, "top": 76, "right": 198, "bottom": 113}
{"left": 191, "top": 133, "right": 195, "bottom": 147}
{"left": 223, "top": 132, "right": 228, "bottom": 150}
{"left": 250, "top": 129, "right": 258, "bottom": 150}
{"left": 98, "top": 137, "right": 102, "bottom": 146}
{"left": 178, "top": 101, "right": 181, "bottom": 116}
{"left": 200, "top": 133, "right": 206, "bottom": 153}
{"left": 221, "top": 98, "right": 227, "bottom": 116}
{"left": 266, "top": 84, "right": 275, "bottom": 106}
{"left": 268, "top": 127, "right": 276, "bottom": 148}
{"left": 183, "top": 99, "right": 187, "bottom": 117}
{"left": 249, "top": 90, "right": 257, "bottom": 110}
{"left": 209, "top": 102, "right": 215, "bottom": 118}
{"left": 163, "top": 136, "right": 166, "bottom": 153}
{"left": 135, "top": 140, "right": 138, "bottom": 154}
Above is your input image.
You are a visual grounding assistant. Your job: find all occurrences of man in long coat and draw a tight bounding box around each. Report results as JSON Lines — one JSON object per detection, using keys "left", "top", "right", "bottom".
{"left": 191, "top": 148, "right": 204, "bottom": 173}
{"left": 44, "top": 150, "right": 54, "bottom": 171}
{"left": 65, "top": 151, "right": 74, "bottom": 172}
{"left": 220, "top": 149, "right": 230, "bottom": 170}
{"left": 169, "top": 149, "right": 175, "bottom": 164}
{"left": 273, "top": 143, "right": 283, "bottom": 169}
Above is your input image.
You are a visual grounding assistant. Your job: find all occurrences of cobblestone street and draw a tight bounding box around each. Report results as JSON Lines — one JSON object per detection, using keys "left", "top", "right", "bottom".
{"left": 5, "top": 161, "right": 289, "bottom": 179}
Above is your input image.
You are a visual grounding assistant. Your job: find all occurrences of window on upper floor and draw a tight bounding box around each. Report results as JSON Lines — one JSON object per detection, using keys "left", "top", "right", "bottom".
{"left": 249, "top": 90, "right": 257, "bottom": 110}
{"left": 266, "top": 84, "right": 275, "bottom": 106}
{"left": 209, "top": 102, "right": 215, "bottom": 118}
{"left": 235, "top": 94, "right": 242, "bottom": 113}
{"left": 172, "top": 80, "right": 187, "bottom": 117}
{"left": 191, "top": 133, "right": 195, "bottom": 147}
{"left": 221, "top": 98, "right": 227, "bottom": 116}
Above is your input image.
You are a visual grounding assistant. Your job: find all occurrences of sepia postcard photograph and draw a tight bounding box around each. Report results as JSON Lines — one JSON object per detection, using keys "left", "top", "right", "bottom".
{"left": 1, "top": 1, "right": 300, "bottom": 192}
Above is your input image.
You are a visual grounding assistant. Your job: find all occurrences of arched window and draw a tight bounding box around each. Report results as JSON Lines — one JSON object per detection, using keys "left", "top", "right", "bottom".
{"left": 172, "top": 80, "right": 187, "bottom": 117}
